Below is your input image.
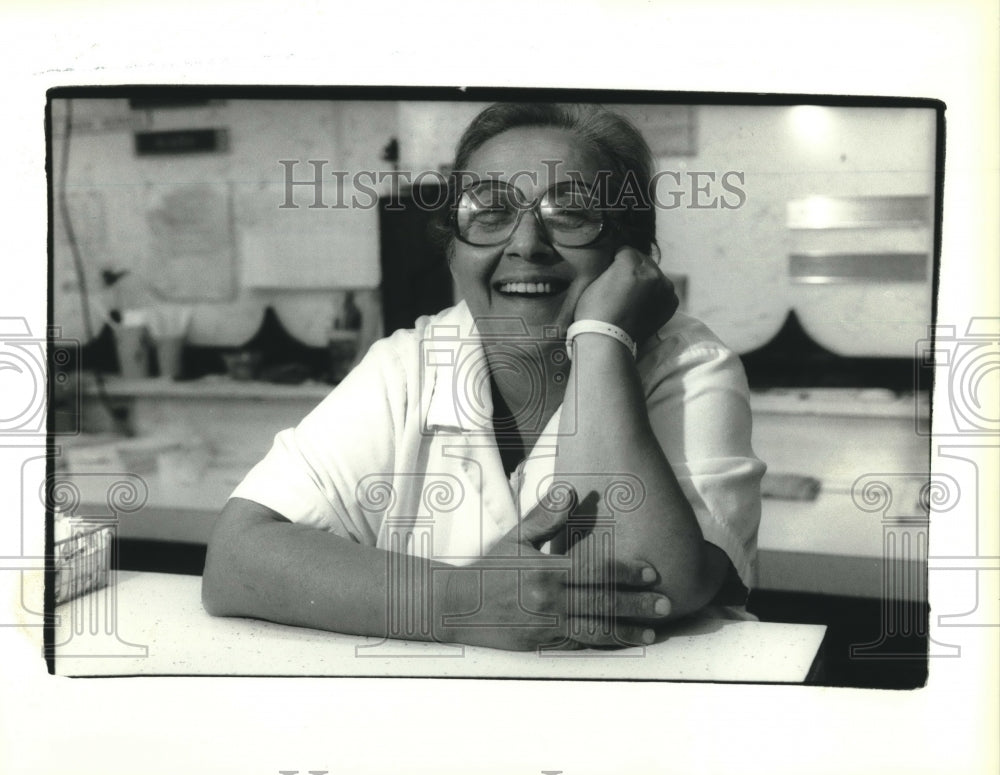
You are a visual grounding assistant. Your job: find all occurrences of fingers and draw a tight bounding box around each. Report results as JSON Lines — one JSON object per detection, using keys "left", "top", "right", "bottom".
{"left": 561, "top": 544, "right": 672, "bottom": 622}
{"left": 617, "top": 248, "right": 678, "bottom": 310}
{"left": 613, "top": 245, "right": 646, "bottom": 268}
{"left": 567, "top": 536, "right": 660, "bottom": 588}
{"left": 612, "top": 246, "right": 658, "bottom": 274}
{"left": 562, "top": 619, "right": 658, "bottom": 648}
{"left": 514, "top": 483, "right": 577, "bottom": 549}
{"left": 556, "top": 593, "right": 668, "bottom": 647}
{"left": 562, "top": 580, "right": 672, "bottom": 647}
{"left": 537, "top": 614, "right": 658, "bottom": 650}
{"left": 600, "top": 247, "right": 678, "bottom": 337}
{"left": 606, "top": 590, "right": 673, "bottom": 620}
{"left": 567, "top": 585, "right": 672, "bottom": 622}
{"left": 614, "top": 559, "right": 660, "bottom": 588}
{"left": 569, "top": 558, "right": 658, "bottom": 590}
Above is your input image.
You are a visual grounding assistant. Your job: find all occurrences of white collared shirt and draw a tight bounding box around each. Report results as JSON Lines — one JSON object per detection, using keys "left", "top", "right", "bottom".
{"left": 231, "top": 301, "right": 766, "bottom": 586}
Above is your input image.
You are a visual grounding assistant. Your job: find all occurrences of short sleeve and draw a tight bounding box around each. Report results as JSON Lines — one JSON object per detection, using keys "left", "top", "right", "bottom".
{"left": 229, "top": 337, "right": 406, "bottom": 545}
{"left": 639, "top": 320, "right": 766, "bottom": 588}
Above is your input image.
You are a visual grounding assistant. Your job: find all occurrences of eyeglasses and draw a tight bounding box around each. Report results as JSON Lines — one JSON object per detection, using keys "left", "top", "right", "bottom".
{"left": 452, "top": 180, "right": 609, "bottom": 248}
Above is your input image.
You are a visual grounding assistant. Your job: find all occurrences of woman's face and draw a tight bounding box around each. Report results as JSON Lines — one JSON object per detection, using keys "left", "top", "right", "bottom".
{"left": 449, "top": 126, "right": 617, "bottom": 338}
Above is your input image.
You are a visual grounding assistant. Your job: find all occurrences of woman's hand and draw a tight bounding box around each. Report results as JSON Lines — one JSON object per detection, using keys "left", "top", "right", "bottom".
{"left": 574, "top": 247, "right": 679, "bottom": 343}
{"left": 436, "top": 486, "right": 672, "bottom": 651}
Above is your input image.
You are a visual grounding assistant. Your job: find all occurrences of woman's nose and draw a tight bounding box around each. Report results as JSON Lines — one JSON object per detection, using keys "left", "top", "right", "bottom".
{"left": 503, "top": 208, "right": 554, "bottom": 262}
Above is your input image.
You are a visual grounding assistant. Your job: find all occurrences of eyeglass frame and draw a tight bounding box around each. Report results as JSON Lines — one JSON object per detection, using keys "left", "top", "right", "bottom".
{"left": 448, "top": 178, "right": 617, "bottom": 249}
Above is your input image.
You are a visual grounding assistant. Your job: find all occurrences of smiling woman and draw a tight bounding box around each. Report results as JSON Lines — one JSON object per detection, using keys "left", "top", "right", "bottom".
{"left": 201, "top": 102, "right": 766, "bottom": 652}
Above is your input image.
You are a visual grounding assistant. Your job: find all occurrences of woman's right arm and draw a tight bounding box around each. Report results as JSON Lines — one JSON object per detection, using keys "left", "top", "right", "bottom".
{"left": 199, "top": 335, "right": 426, "bottom": 637}
{"left": 202, "top": 497, "right": 440, "bottom": 637}
{"left": 202, "top": 494, "right": 668, "bottom": 648}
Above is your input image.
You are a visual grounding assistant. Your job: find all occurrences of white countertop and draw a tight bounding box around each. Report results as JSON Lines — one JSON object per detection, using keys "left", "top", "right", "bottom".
{"left": 53, "top": 572, "right": 827, "bottom": 682}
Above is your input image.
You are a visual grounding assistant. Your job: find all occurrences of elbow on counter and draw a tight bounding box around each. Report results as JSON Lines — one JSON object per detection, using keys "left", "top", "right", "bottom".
{"left": 200, "top": 500, "right": 250, "bottom": 618}
{"left": 201, "top": 497, "right": 287, "bottom": 618}
{"left": 201, "top": 538, "right": 257, "bottom": 618}
{"left": 656, "top": 540, "right": 735, "bottom": 621}
{"left": 200, "top": 538, "right": 232, "bottom": 617}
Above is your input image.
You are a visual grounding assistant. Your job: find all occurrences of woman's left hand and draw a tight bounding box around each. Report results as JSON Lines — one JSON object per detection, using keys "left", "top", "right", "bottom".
{"left": 574, "top": 247, "right": 679, "bottom": 343}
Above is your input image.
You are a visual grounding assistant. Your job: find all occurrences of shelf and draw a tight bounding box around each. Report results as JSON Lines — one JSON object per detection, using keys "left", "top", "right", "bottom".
{"left": 750, "top": 388, "right": 930, "bottom": 420}
{"left": 81, "top": 374, "right": 334, "bottom": 401}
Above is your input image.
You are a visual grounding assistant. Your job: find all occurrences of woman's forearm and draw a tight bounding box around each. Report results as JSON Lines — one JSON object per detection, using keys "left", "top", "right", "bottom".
{"left": 202, "top": 498, "right": 454, "bottom": 641}
{"left": 554, "top": 333, "right": 723, "bottom": 616}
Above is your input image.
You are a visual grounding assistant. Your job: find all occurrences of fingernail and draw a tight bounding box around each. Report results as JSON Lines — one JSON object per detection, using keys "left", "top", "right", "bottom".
{"left": 642, "top": 628, "right": 655, "bottom": 644}
{"left": 642, "top": 566, "right": 657, "bottom": 583}
{"left": 654, "top": 597, "right": 671, "bottom": 616}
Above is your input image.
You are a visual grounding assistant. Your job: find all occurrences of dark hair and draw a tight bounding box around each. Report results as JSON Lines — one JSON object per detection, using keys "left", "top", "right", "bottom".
{"left": 429, "top": 102, "right": 657, "bottom": 255}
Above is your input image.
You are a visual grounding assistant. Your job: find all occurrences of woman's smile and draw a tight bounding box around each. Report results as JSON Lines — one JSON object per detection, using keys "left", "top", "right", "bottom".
{"left": 488, "top": 277, "right": 570, "bottom": 329}
{"left": 492, "top": 273, "right": 571, "bottom": 300}
{"left": 494, "top": 280, "right": 563, "bottom": 296}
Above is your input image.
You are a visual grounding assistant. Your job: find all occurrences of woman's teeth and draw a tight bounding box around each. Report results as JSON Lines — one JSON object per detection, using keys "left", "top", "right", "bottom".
{"left": 498, "top": 282, "right": 555, "bottom": 295}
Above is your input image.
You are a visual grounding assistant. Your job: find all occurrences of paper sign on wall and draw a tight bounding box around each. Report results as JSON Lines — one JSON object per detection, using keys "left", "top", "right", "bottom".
{"left": 146, "top": 183, "right": 237, "bottom": 301}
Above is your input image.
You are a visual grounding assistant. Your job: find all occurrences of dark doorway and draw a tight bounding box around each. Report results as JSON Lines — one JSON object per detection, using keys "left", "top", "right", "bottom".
{"left": 378, "top": 181, "right": 454, "bottom": 334}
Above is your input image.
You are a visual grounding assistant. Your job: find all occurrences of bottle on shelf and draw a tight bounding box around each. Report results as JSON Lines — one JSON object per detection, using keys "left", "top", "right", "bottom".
{"left": 327, "top": 291, "right": 362, "bottom": 384}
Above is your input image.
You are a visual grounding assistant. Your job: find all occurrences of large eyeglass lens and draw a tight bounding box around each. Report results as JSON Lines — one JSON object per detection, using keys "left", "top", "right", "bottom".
{"left": 455, "top": 183, "right": 604, "bottom": 247}
{"left": 539, "top": 187, "right": 604, "bottom": 246}
{"left": 456, "top": 184, "right": 521, "bottom": 244}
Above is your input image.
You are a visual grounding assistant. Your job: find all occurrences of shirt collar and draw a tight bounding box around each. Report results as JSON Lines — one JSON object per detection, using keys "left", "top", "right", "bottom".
{"left": 421, "top": 301, "right": 495, "bottom": 433}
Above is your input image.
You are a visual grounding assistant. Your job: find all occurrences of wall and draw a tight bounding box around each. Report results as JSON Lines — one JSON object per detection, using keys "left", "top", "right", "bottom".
{"left": 52, "top": 98, "right": 937, "bottom": 359}
{"left": 653, "top": 105, "right": 936, "bottom": 355}
{"left": 52, "top": 98, "right": 398, "bottom": 348}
